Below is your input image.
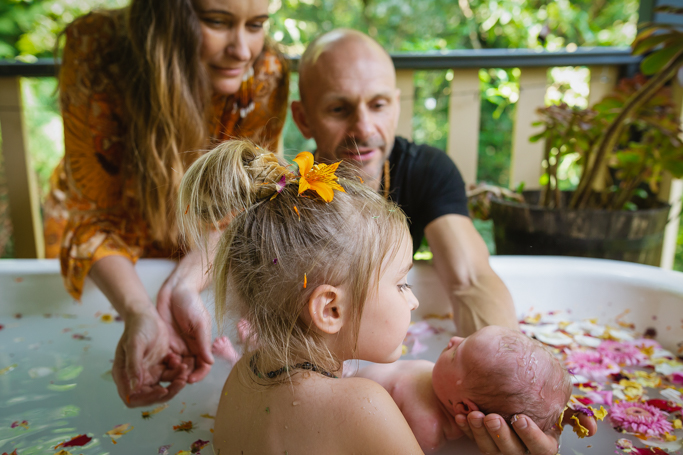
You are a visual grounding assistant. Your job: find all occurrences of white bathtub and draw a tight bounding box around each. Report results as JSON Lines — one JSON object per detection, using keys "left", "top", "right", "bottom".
{"left": 0, "top": 257, "right": 681, "bottom": 454}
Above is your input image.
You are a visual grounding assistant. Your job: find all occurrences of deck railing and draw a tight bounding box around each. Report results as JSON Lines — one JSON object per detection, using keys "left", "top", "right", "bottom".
{"left": 1, "top": 47, "right": 681, "bottom": 268}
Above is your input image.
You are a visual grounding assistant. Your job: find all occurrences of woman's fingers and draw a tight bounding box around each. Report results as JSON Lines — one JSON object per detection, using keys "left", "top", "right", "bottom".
{"left": 512, "top": 414, "right": 560, "bottom": 455}
{"left": 482, "top": 414, "right": 527, "bottom": 455}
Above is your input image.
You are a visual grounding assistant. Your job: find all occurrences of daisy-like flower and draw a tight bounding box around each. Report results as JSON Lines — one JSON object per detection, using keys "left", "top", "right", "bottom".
{"left": 565, "top": 349, "right": 621, "bottom": 382}
{"left": 598, "top": 340, "right": 648, "bottom": 366}
{"left": 293, "top": 152, "right": 345, "bottom": 202}
{"left": 609, "top": 401, "right": 674, "bottom": 438}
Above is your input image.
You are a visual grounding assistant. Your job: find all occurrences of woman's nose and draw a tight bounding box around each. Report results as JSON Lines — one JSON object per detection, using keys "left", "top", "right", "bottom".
{"left": 227, "top": 28, "right": 250, "bottom": 61}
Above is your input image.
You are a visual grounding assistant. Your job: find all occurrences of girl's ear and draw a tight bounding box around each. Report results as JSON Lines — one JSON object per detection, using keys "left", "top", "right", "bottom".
{"left": 303, "top": 284, "right": 346, "bottom": 335}
{"left": 453, "top": 399, "right": 479, "bottom": 415}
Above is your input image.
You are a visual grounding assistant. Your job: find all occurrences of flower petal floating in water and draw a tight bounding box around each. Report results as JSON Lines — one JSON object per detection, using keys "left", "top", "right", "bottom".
{"left": 609, "top": 401, "right": 673, "bottom": 439}
{"left": 54, "top": 451, "right": 73, "bottom": 455}
{"left": 598, "top": 340, "right": 648, "bottom": 366}
{"left": 158, "top": 445, "right": 172, "bottom": 455}
{"left": 191, "top": 439, "right": 210, "bottom": 453}
{"left": 565, "top": 349, "right": 620, "bottom": 382}
{"left": 100, "top": 314, "right": 114, "bottom": 323}
{"left": 0, "top": 364, "right": 17, "bottom": 376}
{"left": 293, "top": 152, "right": 345, "bottom": 202}
{"left": 616, "top": 380, "right": 645, "bottom": 402}
{"left": 142, "top": 403, "right": 169, "bottom": 419}
{"left": 646, "top": 399, "right": 682, "bottom": 413}
{"left": 54, "top": 434, "right": 93, "bottom": 449}
{"left": 2, "top": 450, "right": 19, "bottom": 455}
{"left": 173, "top": 421, "right": 195, "bottom": 433}
{"left": 10, "top": 420, "right": 29, "bottom": 429}
{"left": 105, "top": 423, "right": 133, "bottom": 442}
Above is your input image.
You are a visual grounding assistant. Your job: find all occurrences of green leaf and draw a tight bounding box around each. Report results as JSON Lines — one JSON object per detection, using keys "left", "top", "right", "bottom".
{"left": 633, "top": 33, "right": 677, "bottom": 56}
{"left": 641, "top": 42, "right": 683, "bottom": 75}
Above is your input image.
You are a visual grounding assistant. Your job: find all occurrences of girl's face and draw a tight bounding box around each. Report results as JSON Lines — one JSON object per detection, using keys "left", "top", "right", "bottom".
{"left": 195, "top": 0, "right": 269, "bottom": 95}
{"left": 355, "top": 234, "right": 419, "bottom": 363}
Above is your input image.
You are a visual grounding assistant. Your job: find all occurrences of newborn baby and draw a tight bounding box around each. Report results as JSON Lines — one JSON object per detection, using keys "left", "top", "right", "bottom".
{"left": 357, "top": 325, "right": 572, "bottom": 454}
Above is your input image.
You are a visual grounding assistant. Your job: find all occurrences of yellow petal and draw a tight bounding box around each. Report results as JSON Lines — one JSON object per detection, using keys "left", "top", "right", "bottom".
{"left": 293, "top": 152, "right": 313, "bottom": 176}
{"left": 675, "top": 419, "right": 682, "bottom": 429}
{"left": 309, "top": 180, "right": 335, "bottom": 202}
{"left": 590, "top": 406, "right": 607, "bottom": 421}
{"left": 570, "top": 415, "right": 589, "bottom": 438}
{"left": 298, "top": 175, "right": 312, "bottom": 195}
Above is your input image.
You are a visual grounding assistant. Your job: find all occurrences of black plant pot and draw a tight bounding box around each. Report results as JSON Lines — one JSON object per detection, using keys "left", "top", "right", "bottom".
{"left": 489, "top": 191, "right": 671, "bottom": 266}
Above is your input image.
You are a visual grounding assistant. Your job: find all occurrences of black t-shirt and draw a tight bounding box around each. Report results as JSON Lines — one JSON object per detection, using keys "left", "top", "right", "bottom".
{"left": 382, "top": 136, "right": 469, "bottom": 254}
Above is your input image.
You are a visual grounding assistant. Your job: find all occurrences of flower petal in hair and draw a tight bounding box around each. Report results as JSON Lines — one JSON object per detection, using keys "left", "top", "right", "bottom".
{"left": 293, "top": 152, "right": 345, "bottom": 203}
{"left": 269, "top": 175, "right": 288, "bottom": 201}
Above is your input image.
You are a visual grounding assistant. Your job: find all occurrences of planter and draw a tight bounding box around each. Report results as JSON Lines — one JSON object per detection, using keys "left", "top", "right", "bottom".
{"left": 489, "top": 191, "right": 671, "bottom": 266}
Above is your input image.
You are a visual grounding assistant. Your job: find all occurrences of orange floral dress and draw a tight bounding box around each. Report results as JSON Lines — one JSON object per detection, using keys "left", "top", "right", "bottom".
{"left": 43, "top": 12, "right": 289, "bottom": 300}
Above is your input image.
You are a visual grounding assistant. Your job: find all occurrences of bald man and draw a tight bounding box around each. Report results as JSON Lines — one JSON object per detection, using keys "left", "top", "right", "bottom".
{"left": 289, "top": 31, "right": 600, "bottom": 455}
{"left": 291, "top": 30, "right": 517, "bottom": 338}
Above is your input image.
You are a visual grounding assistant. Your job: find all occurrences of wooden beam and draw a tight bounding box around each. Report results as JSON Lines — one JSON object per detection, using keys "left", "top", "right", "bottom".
{"left": 396, "top": 69, "right": 414, "bottom": 141}
{"left": 510, "top": 67, "right": 548, "bottom": 190}
{"left": 446, "top": 69, "right": 481, "bottom": 186}
{"left": 0, "top": 77, "right": 44, "bottom": 258}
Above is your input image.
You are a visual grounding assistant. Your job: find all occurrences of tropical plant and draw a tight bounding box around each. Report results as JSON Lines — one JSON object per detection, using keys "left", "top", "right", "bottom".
{"left": 531, "top": 7, "right": 683, "bottom": 210}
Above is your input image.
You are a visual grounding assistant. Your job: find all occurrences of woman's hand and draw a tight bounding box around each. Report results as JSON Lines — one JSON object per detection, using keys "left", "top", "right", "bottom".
{"left": 112, "top": 307, "right": 189, "bottom": 407}
{"left": 454, "top": 410, "right": 597, "bottom": 455}
{"left": 156, "top": 252, "right": 214, "bottom": 384}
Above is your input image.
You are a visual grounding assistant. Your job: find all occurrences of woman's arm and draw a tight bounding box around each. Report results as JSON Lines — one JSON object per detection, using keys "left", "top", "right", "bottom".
{"left": 90, "top": 255, "right": 189, "bottom": 407}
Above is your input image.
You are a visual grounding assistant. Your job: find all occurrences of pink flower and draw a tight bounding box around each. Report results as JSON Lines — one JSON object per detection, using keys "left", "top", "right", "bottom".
{"left": 565, "top": 350, "right": 621, "bottom": 382}
{"left": 584, "top": 390, "right": 613, "bottom": 406}
{"left": 598, "top": 341, "right": 648, "bottom": 366}
{"left": 609, "top": 401, "right": 673, "bottom": 438}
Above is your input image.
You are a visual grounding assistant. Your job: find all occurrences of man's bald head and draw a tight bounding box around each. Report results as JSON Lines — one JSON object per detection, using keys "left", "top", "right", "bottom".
{"left": 291, "top": 28, "right": 401, "bottom": 191}
{"left": 298, "top": 29, "right": 395, "bottom": 104}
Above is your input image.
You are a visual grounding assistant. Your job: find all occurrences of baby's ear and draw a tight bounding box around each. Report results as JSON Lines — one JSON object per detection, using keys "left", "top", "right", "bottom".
{"left": 453, "top": 399, "right": 480, "bottom": 415}
{"left": 303, "top": 285, "right": 346, "bottom": 335}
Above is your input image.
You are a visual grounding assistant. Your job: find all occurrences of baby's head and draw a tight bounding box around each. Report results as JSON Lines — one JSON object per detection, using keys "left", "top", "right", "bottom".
{"left": 432, "top": 326, "right": 571, "bottom": 432}
{"left": 178, "top": 140, "right": 411, "bottom": 377}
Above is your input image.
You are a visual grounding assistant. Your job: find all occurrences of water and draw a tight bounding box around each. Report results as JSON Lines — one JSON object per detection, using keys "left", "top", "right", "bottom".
{"left": 0, "top": 312, "right": 231, "bottom": 454}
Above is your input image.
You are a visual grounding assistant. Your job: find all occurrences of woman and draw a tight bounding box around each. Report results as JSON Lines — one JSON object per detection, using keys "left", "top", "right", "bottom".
{"left": 43, "top": 0, "right": 287, "bottom": 407}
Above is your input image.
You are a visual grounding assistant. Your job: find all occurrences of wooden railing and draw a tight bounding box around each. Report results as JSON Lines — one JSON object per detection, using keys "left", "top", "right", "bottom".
{"left": 1, "top": 47, "right": 681, "bottom": 268}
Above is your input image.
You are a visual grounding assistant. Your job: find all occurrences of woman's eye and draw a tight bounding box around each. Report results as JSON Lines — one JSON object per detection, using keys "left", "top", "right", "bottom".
{"left": 398, "top": 283, "right": 413, "bottom": 292}
{"left": 248, "top": 21, "right": 265, "bottom": 30}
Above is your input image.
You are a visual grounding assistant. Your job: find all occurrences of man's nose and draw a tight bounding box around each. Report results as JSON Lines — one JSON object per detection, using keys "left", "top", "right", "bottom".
{"left": 226, "top": 27, "right": 250, "bottom": 62}
{"left": 349, "top": 106, "right": 374, "bottom": 141}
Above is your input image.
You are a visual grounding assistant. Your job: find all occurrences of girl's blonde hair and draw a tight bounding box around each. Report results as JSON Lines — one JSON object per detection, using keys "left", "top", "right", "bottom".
{"left": 178, "top": 140, "right": 409, "bottom": 378}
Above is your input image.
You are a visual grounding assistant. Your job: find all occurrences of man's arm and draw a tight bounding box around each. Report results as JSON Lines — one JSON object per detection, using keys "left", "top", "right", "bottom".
{"left": 424, "top": 214, "right": 518, "bottom": 336}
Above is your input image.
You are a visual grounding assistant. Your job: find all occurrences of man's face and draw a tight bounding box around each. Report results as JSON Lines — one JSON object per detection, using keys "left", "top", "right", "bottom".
{"left": 293, "top": 39, "right": 401, "bottom": 186}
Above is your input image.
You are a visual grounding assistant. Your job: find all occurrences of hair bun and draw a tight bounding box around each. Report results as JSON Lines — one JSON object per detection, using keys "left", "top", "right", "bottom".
{"left": 247, "top": 152, "right": 294, "bottom": 199}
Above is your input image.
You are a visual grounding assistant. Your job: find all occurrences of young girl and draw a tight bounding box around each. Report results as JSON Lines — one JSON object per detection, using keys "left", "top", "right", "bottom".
{"left": 179, "top": 140, "right": 424, "bottom": 454}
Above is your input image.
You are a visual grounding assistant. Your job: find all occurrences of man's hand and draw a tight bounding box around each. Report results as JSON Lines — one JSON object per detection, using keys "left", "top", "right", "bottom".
{"left": 111, "top": 308, "right": 189, "bottom": 407}
{"left": 454, "top": 410, "right": 597, "bottom": 455}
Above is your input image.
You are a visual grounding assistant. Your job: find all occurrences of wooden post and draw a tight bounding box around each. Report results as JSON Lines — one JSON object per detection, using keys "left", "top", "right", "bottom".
{"left": 510, "top": 67, "right": 548, "bottom": 190}
{"left": 0, "top": 77, "right": 44, "bottom": 258}
{"left": 396, "top": 69, "right": 414, "bottom": 141}
{"left": 446, "top": 69, "right": 481, "bottom": 186}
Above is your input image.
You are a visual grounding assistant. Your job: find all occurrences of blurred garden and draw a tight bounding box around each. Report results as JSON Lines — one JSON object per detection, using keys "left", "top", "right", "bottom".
{"left": 1, "top": 0, "right": 681, "bottom": 269}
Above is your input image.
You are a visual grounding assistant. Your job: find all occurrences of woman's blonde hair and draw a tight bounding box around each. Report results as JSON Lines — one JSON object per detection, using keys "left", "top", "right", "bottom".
{"left": 179, "top": 140, "right": 409, "bottom": 378}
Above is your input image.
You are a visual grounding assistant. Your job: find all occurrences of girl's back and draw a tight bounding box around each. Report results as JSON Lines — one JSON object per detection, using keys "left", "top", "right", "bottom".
{"left": 214, "top": 361, "right": 423, "bottom": 454}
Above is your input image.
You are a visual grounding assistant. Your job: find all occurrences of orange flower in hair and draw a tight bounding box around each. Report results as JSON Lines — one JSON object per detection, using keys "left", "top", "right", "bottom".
{"left": 293, "top": 152, "right": 345, "bottom": 202}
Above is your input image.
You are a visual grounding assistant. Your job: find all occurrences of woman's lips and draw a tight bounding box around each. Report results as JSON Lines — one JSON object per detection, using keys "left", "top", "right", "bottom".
{"left": 211, "top": 65, "right": 244, "bottom": 77}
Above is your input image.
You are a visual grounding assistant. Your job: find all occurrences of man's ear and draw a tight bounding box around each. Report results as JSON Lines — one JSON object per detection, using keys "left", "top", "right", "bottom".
{"left": 291, "top": 100, "right": 313, "bottom": 139}
{"left": 301, "top": 284, "right": 345, "bottom": 335}
{"left": 453, "top": 399, "right": 479, "bottom": 415}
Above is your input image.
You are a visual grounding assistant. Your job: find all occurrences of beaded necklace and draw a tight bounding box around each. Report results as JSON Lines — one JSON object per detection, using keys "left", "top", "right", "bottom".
{"left": 250, "top": 354, "right": 338, "bottom": 379}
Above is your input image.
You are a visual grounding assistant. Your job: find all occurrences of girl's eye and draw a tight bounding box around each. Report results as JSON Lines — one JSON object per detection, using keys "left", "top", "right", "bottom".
{"left": 398, "top": 283, "right": 412, "bottom": 292}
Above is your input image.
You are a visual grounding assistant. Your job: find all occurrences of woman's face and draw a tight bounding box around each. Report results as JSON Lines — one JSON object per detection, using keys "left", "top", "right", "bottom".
{"left": 195, "top": 0, "right": 269, "bottom": 95}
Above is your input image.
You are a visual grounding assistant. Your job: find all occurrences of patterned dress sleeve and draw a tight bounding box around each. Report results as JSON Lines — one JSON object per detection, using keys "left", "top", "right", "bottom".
{"left": 58, "top": 13, "right": 141, "bottom": 300}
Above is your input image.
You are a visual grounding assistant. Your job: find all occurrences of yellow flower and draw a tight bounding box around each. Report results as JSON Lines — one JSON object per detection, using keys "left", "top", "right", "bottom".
{"left": 293, "top": 152, "right": 345, "bottom": 202}
{"left": 589, "top": 406, "right": 607, "bottom": 421}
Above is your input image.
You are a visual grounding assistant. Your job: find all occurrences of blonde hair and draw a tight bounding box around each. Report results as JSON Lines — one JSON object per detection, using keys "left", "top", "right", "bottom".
{"left": 178, "top": 140, "right": 409, "bottom": 379}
